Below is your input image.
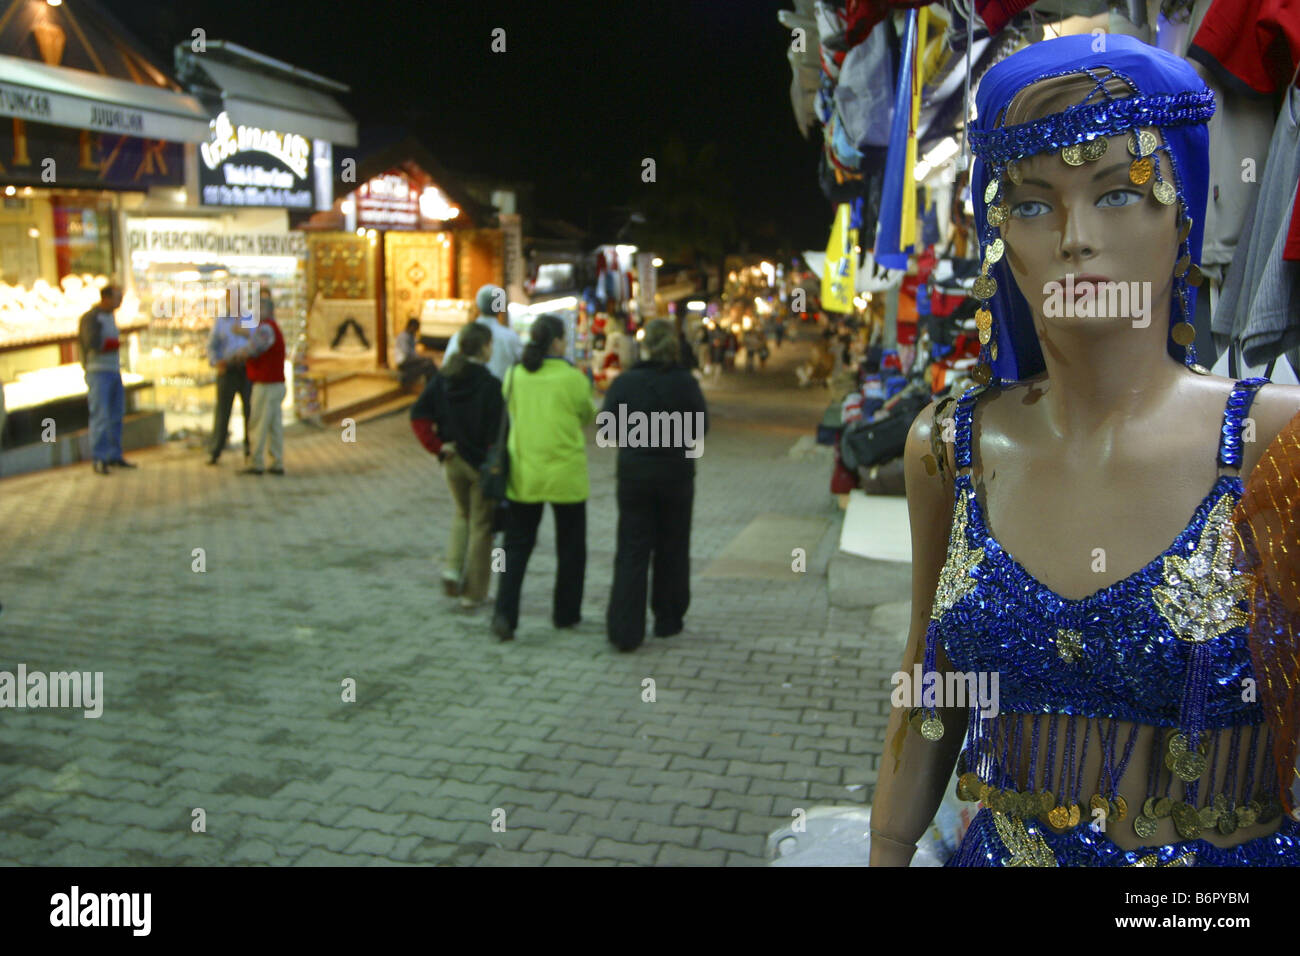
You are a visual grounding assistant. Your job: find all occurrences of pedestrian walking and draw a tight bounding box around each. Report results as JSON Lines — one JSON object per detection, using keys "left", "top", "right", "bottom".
{"left": 206, "top": 296, "right": 253, "bottom": 466}
{"left": 491, "top": 314, "right": 597, "bottom": 642}
{"left": 223, "top": 289, "right": 286, "bottom": 476}
{"left": 603, "top": 320, "right": 708, "bottom": 651}
{"left": 443, "top": 284, "right": 523, "bottom": 381}
{"left": 409, "top": 322, "right": 503, "bottom": 610}
{"left": 78, "top": 284, "right": 135, "bottom": 474}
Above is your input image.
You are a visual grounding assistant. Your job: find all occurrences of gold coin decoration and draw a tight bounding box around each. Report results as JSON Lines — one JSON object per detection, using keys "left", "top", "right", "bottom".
{"left": 1047, "top": 805, "right": 1070, "bottom": 830}
{"left": 971, "top": 363, "right": 993, "bottom": 386}
{"left": 1236, "top": 802, "right": 1259, "bottom": 827}
{"left": 957, "top": 772, "right": 982, "bottom": 802}
{"left": 1172, "top": 802, "right": 1201, "bottom": 839}
{"left": 1179, "top": 216, "right": 1193, "bottom": 242}
{"left": 1167, "top": 732, "right": 1188, "bottom": 754}
{"left": 1171, "top": 322, "right": 1197, "bottom": 347}
{"left": 1038, "top": 790, "right": 1056, "bottom": 817}
{"left": 986, "top": 238, "right": 1005, "bottom": 264}
{"left": 1061, "top": 144, "right": 1085, "bottom": 166}
{"left": 1114, "top": 796, "right": 1128, "bottom": 822}
{"left": 1134, "top": 814, "right": 1158, "bottom": 838}
{"left": 1217, "top": 810, "right": 1238, "bottom": 835}
{"left": 1155, "top": 797, "right": 1173, "bottom": 819}
{"left": 1090, "top": 794, "right": 1108, "bottom": 813}
{"left": 986, "top": 202, "right": 1010, "bottom": 226}
{"left": 1199, "top": 804, "right": 1219, "bottom": 828}
{"left": 1188, "top": 264, "right": 1204, "bottom": 287}
{"left": 984, "top": 179, "right": 1000, "bottom": 204}
{"left": 1175, "top": 254, "right": 1191, "bottom": 275}
{"left": 1143, "top": 797, "right": 1158, "bottom": 819}
{"left": 1165, "top": 749, "right": 1178, "bottom": 771}
{"left": 1259, "top": 799, "right": 1280, "bottom": 824}
{"left": 920, "top": 717, "right": 944, "bottom": 740}
{"left": 990, "top": 340, "right": 998, "bottom": 360}
{"left": 1128, "top": 129, "right": 1157, "bottom": 157}
{"left": 1006, "top": 161, "right": 1023, "bottom": 184}
{"left": 1129, "top": 157, "right": 1153, "bottom": 185}
{"left": 1153, "top": 180, "right": 1177, "bottom": 205}
{"left": 1081, "top": 137, "right": 1108, "bottom": 161}
{"left": 972, "top": 275, "right": 998, "bottom": 300}
{"left": 1067, "top": 803, "right": 1081, "bottom": 828}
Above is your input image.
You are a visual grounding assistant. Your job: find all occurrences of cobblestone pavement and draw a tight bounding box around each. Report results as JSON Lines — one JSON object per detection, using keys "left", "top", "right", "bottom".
{"left": 0, "top": 332, "right": 909, "bottom": 866}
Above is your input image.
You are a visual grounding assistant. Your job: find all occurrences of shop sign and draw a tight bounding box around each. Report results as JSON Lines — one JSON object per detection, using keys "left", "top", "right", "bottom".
{"left": 500, "top": 213, "right": 524, "bottom": 300}
{"left": 355, "top": 172, "right": 419, "bottom": 230}
{"left": 199, "top": 112, "right": 314, "bottom": 209}
{"left": 636, "top": 252, "right": 657, "bottom": 316}
{"left": 0, "top": 80, "right": 192, "bottom": 141}
{"left": 0, "top": 118, "right": 182, "bottom": 189}
{"left": 126, "top": 217, "right": 307, "bottom": 263}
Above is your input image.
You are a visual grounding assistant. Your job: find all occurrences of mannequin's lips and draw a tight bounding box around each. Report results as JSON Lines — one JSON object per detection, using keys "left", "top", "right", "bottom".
{"left": 1055, "top": 274, "right": 1112, "bottom": 296}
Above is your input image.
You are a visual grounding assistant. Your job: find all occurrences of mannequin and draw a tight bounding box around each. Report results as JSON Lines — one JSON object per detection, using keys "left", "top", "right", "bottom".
{"left": 871, "top": 35, "right": 1300, "bottom": 867}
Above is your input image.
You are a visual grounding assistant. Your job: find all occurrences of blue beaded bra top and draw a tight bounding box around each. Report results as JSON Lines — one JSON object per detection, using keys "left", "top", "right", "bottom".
{"left": 929, "top": 380, "right": 1266, "bottom": 729}
{"left": 912, "top": 379, "right": 1289, "bottom": 839}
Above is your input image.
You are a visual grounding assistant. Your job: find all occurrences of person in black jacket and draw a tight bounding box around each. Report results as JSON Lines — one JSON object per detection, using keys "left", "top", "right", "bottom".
{"left": 600, "top": 319, "right": 709, "bottom": 651}
{"left": 409, "top": 322, "right": 504, "bottom": 610}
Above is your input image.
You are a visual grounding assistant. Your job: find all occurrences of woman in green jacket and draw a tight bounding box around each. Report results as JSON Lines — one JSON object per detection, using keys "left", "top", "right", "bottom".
{"left": 492, "top": 314, "right": 597, "bottom": 641}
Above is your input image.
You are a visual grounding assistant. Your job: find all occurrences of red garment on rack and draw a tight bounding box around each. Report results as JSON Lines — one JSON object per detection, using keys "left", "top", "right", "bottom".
{"left": 1286, "top": 183, "right": 1300, "bottom": 261}
{"left": 1189, "top": 0, "right": 1299, "bottom": 96}
{"left": 974, "top": 0, "right": 1040, "bottom": 35}
{"left": 843, "top": 0, "right": 932, "bottom": 47}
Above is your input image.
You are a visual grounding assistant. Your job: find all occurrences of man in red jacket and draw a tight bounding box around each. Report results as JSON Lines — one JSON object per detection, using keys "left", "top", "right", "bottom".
{"left": 222, "top": 289, "right": 286, "bottom": 475}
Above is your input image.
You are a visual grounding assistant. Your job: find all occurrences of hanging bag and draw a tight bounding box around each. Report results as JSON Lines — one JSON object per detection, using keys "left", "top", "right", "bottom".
{"left": 480, "top": 365, "right": 515, "bottom": 499}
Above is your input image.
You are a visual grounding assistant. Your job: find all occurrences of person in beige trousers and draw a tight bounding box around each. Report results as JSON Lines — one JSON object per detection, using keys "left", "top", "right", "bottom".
{"left": 409, "top": 322, "right": 504, "bottom": 609}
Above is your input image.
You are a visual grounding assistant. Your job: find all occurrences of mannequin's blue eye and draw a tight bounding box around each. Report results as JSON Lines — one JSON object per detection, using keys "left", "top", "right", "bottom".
{"left": 1010, "top": 200, "right": 1050, "bottom": 218}
{"left": 1097, "top": 189, "right": 1142, "bottom": 208}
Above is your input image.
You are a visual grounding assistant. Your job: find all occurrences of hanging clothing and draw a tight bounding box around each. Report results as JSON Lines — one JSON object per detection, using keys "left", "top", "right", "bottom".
{"left": 1212, "top": 86, "right": 1300, "bottom": 368}
{"left": 1182, "top": 0, "right": 1278, "bottom": 270}
{"left": 1188, "top": 0, "right": 1300, "bottom": 98}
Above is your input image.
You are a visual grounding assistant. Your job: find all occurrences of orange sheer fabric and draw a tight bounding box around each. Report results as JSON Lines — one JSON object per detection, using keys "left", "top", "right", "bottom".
{"left": 1233, "top": 409, "right": 1300, "bottom": 815}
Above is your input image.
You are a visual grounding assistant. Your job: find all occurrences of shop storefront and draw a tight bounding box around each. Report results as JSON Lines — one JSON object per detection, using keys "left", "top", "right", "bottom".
{"left": 298, "top": 143, "right": 503, "bottom": 419}
{"left": 0, "top": 1, "right": 212, "bottom": 470}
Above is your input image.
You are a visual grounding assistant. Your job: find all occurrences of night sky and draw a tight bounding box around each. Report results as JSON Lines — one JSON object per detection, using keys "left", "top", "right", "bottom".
{"left": 101, "top": 0, "right": 829, "bottom": 251}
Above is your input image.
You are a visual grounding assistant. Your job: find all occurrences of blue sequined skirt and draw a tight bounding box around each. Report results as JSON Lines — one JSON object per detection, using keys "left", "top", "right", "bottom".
{"left": 949, "top": 807, "right": 1300, "bottom": 866}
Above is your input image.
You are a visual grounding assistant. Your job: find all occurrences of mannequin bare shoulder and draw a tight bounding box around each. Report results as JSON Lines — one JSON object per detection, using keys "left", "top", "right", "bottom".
{"left": 1241, "top": 381, "right": 1300, "bottom": 476}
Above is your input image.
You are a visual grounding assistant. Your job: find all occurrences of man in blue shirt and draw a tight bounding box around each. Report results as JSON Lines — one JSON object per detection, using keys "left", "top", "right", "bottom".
{"left": 442, "top": 284, "right": 523, "bottom": 381}
{"left": 206, "top": 301, "right": 253, "bottom": 466}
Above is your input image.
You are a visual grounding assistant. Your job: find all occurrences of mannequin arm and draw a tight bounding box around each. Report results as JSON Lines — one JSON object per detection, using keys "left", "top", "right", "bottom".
{"left": 870, "top": 400, "right": 969, "bottom": 866}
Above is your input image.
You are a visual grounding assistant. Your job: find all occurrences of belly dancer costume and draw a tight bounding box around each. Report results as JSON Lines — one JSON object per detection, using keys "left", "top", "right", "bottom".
{"left": 906, "top": 34, "right": 1300, "bottom": 866}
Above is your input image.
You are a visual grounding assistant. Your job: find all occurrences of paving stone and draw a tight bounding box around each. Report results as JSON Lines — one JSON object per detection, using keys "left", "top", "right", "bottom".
{"left": 0, "top": 341, "right": 894, "bottom": 866}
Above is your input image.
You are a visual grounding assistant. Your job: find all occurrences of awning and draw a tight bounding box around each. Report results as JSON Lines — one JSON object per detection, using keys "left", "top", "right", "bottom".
{"left": 185, "top": 58, "right": 357, "bottom": 147}
{"left": 0, "top": 54, "right": 211, "bottom": 143}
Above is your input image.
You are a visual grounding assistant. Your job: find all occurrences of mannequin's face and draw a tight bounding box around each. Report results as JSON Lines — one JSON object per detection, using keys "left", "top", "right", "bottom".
{"left": 997, "top": 77, "right": 1180, "bottom": 339}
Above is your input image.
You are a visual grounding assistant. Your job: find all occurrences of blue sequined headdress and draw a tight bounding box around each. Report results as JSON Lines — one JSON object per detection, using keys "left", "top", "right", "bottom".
{"left": 967, "top": 34, "right": 1215, "bottom": 384}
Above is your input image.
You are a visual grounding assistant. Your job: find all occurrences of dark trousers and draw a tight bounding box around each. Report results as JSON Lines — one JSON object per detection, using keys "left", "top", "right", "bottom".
{"left": 607, "top": 475, "right": 694, "bottom": 649}
{"left": 399, "top": 357, "right": 437, "bottom": 388}
{"left": 211, "top": 365, "right": 252, "bottom": 459}
{"left": 494, "top": 500, "right": 586, "bottom": 629}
